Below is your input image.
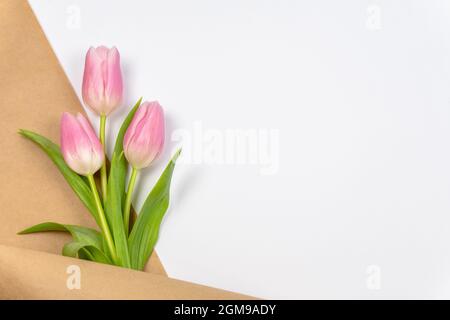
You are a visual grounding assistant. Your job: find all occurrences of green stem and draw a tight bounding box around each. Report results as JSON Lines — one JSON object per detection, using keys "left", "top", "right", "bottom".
{"left": 87, "top": 174, "right": 118, "bottom": 263}
{"left": 99, "top": 115, "right": 108, "bottom": 203}
{"left": 123, "top": 167, "right": 138, "bottom": 236}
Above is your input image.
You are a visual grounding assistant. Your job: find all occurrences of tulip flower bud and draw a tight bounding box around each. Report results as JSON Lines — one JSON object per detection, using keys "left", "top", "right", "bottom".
{"left": 61, "top": 112, "right": 105, "bottom": 176}
{"left": 82, "top": 46, "right": 123, "bottom": 116}
{"left": 124, "top": 101, "right": 165, "bottom": 169}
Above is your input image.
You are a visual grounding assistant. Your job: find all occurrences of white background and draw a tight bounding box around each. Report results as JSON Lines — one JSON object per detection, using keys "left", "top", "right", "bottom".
{"left": 29, "top": 0, "right": 450, "bottom": 299}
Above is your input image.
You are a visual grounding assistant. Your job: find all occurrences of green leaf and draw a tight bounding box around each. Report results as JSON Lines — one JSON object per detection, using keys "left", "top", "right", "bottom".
{"left": 83, "top": 246, "right": 112, "bottom": 264}
{"left": 18, "top": 130, "right": 99, "bottom": 223}
{"left": 18, "top": 222, "right": 111, "bottom": 264}
{"left": 19, "top": 222, "right": 102, "bottom": 246}
{"left": 63, "top": 241, "right": 88, "bottom": 257}
{"left": 104, "top": 97, "right": 142, "bottom": 268}
{"left": 110, "top": 97, "right": 142, "bottom": 213}
{"left": 128, "top": 149, "right": 181, "bottom": 270}
{"left": 63, "top": 241, "right": 112, "bottom": 264}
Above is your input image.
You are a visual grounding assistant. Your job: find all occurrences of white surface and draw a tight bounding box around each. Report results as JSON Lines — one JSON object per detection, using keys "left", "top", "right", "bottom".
{"left": 29, "top": 0, "right": 450, "bottom": 299}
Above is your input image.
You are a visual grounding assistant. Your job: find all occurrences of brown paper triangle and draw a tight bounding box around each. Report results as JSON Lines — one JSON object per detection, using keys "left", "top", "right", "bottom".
{"left": 0, "top": 0, "right": 165, "bottom": 274}
{"left": 0, "top": 0, "right": 251, "bottom": 299}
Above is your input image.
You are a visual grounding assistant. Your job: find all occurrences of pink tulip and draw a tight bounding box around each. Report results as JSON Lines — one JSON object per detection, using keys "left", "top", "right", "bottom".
{"left": 124, "top": 101, "right": 165, "bottom": 169}
{"left": 61, "top": 112, "right": 105, "bottom": 176}
{"left": 82, "top": 46, "right": 123, "bottom": 116}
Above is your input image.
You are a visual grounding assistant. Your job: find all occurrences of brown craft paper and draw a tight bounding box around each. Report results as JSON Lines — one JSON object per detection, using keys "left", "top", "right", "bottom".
{"left": 0, "top": 0, "right": 250, "bottom": 299}
{"left": 0, "top": 245, "right": 248, "bottom": 299}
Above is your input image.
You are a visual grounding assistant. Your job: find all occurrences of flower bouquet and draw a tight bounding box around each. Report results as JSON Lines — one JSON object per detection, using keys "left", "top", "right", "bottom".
{"left": 18, "top": 46, "right": 180, "bottom": 270}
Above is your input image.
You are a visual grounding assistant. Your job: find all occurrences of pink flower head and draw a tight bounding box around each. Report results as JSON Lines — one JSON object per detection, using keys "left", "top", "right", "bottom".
{"left": 123, "top": 101, "right": 165, "bottom": 169}
{"left": 82, "top": 46, "right": 123, "bottom": 116}
{"left": 61, "top": 112, "right": 104, "bottom": 176}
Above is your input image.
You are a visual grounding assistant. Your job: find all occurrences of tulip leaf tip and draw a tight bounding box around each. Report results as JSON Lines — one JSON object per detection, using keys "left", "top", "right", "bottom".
{"left": 17, "top": 228, "right": 29, "bottom": 235}
{"left": 172, "top": 148, "right": 182, "bottom": 162}
{"left": 18, "top": 129, "right": 33, "bottom": 137}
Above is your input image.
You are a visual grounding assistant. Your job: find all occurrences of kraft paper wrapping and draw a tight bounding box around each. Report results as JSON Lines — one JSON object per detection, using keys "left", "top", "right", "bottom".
{"left": 0, "top": 0, "right": 249, "bottom": 299}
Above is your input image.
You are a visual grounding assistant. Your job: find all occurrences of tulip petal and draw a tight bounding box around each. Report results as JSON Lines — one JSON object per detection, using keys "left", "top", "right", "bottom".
{"left": 61, "top": 112, "right": 104, "bottom": 176}
{"left": 82, "top": 46, "right": 123, "bottom": 115}
{"left": 123, "top": 101, "right": 165, "bottom": 169}
{"left": 104, "top": 47, "right": 123, "bottom": 110}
